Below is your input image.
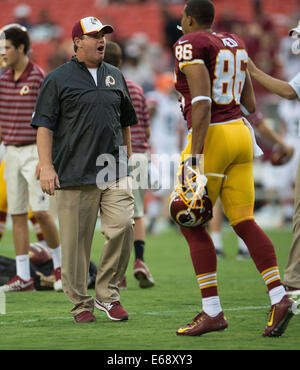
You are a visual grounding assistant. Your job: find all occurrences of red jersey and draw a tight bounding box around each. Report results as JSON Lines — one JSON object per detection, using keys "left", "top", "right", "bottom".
{"left": 174, "top": 31, "right": 248, "bottom": 129}
{"left": 125, "top": 78, "right": 150, "bottom": 153}
{"left": 0, "top": 61, "right": 44, "bottom": 145}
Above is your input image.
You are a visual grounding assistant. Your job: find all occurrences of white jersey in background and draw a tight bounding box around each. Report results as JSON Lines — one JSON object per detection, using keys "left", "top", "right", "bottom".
{"left": 289, "top": 72, "right": 300, "bottom": 137}
{"left": 146, "top": 90, "right": 185, "bottom": 156}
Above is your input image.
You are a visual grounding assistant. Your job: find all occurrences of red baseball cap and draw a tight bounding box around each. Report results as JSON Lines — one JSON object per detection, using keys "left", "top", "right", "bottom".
{"left": 72, "top": 16, "right": 114, "bottom": 40}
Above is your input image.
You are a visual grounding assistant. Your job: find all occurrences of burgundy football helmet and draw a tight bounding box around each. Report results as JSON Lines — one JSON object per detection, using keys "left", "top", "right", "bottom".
{"left": 169, "top": 161, "right": 213, "bottom": 227}
{"left": 168, "top": 190, "right": 213, "bottom": 228}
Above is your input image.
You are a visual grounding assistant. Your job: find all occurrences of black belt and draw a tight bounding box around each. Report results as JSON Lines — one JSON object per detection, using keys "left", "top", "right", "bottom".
{"left": 5, "top": 143, "right": 35, "bottom": 147}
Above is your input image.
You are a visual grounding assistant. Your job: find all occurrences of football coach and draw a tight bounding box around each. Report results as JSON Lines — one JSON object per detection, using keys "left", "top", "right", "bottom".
{"left": 31, "top": 16, "right": 137, "bottom": 323}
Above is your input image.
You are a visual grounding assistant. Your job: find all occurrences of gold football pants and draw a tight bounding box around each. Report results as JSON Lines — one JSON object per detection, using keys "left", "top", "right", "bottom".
{"left": 179, "top": 119, "right": 255, "bottom": 226}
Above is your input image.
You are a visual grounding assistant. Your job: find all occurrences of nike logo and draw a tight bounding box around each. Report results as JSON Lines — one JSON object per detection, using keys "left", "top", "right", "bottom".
{"left": 20, "top": 281, "right": 33, "bottom": 288}
{"left": 178, "top": 40, "right": 189, "bottom": 45}
{"left": 268, "top": 307, "right": 275, "bottom": 326}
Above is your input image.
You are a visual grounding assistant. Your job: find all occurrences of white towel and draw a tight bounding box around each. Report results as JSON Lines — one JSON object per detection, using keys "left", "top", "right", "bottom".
{"left": 242, "top": 117, "right": 264, "bottom": 158}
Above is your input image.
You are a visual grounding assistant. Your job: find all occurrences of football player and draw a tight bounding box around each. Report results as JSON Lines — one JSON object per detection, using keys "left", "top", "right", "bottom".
{"left": 171, "top": 0, "right": 297, "bottom": 337}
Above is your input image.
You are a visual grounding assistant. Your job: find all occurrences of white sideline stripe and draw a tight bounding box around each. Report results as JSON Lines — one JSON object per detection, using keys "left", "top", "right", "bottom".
{"left": 0, "top": 305, "right": 271, "bottom": 325}
{"left": 144, "top": 305, "right": 270, "bottom": 315}
{"left": 0, "top": 316, "right": 69, "bottom": 325}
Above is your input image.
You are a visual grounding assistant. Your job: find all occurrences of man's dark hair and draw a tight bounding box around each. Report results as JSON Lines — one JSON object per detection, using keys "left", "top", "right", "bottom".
{"left": 104, "top": 41, "right": 122, "bottom": 68}
{"left": 185, "top": 0, "right": 215, "bottom": 27}
{"left": 4, "top": 27, "right": 30, "bottom": 54}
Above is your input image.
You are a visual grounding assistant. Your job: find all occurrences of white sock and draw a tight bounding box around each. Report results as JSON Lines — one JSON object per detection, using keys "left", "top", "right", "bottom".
{"left": 16, "top": 254, "right": 31, "bottom": 281}
{"left": 46, "top": 245, "right": 62, "bottom": 270}
{"left": 211, "top": 232, "right": 223, "bottom": 251}
{"left": 269, "top": 285, "right": 286, "bottom": 306}
{"left": 202, "top": 296, "right": 222, "bottom": 317}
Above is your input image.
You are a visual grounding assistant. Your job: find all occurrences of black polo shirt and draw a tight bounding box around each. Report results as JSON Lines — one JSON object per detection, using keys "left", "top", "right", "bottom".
{"left": 31, "top": 56, "right": 137, "bottom": 188}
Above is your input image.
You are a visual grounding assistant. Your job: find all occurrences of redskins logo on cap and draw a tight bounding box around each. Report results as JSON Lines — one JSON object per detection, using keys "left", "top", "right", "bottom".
{"left": 105, "top": 75, "right": 115, "bottom": 87}
{"left": 20, "top": 85, "right": 30, "bottom": 95}
{"left": 90, "top": 17, "right": 98, "bottom": 25}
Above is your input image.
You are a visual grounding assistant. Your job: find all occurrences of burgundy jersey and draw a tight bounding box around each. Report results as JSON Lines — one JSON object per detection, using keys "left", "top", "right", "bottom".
{"left": 0, "top": 61, "right": 44, "bottom": 145}
{"left": 174, "top": 31, "right": 248, "bottom": 129}
{"left": 125, "top": 78, "right": 151, "bottom": 153}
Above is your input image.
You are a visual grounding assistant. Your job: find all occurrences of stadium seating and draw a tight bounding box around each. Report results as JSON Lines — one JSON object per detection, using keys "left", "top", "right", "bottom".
{"left": 0, "top": 0, "right": 297, "bottom": 71}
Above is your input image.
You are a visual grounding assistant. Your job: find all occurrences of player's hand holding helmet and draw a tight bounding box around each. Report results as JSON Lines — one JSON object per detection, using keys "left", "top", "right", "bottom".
{"left": 168, "top": 155, "right": 213, "bottom": 228}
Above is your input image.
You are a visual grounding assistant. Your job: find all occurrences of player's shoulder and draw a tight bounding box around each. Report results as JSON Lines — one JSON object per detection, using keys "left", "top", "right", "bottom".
{"left": 39, "top": 62, "right": 72, "bottom": 89}
{"left": 30, "top": 62, "right": 45, "bottom": 78}
{"left": 174, "top": 30, "right": 245, "bottom": 50}
{"left": 28, "top": 62, "right": 46, "bottom": 85}
{"left": 48, "top": 60, "right": 74, "bottom": 79}
{"left": 180, "top": 31, "right": 246, "bottom": 47}
{"left": 175, "top": 31, "right": 211, "bottom": 48}
{"left": 214, "top": 31, "right": 246, "bottom": 48}
{"left": 0, "top": 67, "right": 12, "bottom": 82}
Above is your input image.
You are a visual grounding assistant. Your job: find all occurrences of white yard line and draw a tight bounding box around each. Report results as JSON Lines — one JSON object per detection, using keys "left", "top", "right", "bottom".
{"left": 0, "top": 305, "right": 270, "bottom": 325}
{"left": 1, "top": 299, "right": 299, "bottom": 325}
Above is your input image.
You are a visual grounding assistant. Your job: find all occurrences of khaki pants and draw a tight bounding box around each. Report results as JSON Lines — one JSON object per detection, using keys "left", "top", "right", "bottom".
{"left": 55, "top": 177, "right": 134, "bottom": 316}
{"left": 284, "top": 155, "right": 300, "bottom": 288}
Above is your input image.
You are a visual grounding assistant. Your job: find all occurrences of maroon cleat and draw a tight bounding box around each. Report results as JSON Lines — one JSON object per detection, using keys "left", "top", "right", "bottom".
{"left": 176, "top": 311, "right": 228, "bottom": 336}
{"left": 262, "top": 295, "right": 297, "bottom": 337}
{"left": 74, "top": 311, "right": 96, "bottom": 323}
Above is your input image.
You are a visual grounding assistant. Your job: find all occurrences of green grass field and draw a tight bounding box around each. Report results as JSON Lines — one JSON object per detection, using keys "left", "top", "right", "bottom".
{"left": 0, "top": 222, "right": 299, "bottom": 351}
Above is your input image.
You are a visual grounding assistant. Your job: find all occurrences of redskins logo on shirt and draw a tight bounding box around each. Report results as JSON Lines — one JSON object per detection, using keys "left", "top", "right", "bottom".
{"left": 105, "top": 75, "right": 115, "bottom": 87}
{"left": 20, "top": 85, "right": 30, "bottom": 95}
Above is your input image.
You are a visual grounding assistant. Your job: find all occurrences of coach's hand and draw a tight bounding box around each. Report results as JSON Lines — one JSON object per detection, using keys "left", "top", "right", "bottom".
{"left": 39, "top": 165, "right": 60, "bottom": 195}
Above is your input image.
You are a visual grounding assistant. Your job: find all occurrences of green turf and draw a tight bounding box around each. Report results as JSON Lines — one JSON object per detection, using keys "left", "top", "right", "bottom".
{"left": 0, "top": 222, "right": 299, "bottom": 350}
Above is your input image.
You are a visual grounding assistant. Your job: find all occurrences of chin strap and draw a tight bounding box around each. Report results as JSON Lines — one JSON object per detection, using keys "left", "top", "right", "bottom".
{"left": 173, "top": 171, "right": 227, "bottom": 210}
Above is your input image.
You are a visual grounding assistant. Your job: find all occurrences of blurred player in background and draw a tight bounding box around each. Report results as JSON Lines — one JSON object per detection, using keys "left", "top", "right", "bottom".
{"left": 248, "top": 20, "right": 300, "bottom": 297}
{"left": 104, "top": 41, "right": 155, "bottom": 289}
{"left": 146, "top": 72, "right": 186, "bottom": 234}
{"left": 0, "top": 24, "right": 62, "bottom": 292}
{"left": 172, "top": 0, "right": 297, "bottom": 337}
